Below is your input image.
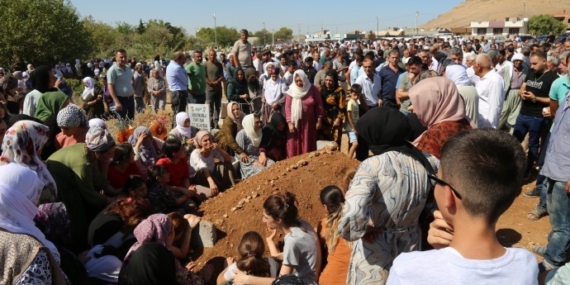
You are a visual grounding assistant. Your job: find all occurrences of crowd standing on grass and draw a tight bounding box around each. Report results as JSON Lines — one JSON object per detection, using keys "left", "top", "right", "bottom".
{"left": 1, "top": 30, "right": 570, "bottom": 284}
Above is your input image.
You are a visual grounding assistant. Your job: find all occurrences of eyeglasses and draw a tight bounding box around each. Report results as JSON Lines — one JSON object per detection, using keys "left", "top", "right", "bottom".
{"left": 428, "top": 173, "right": 462, "bottom": 200}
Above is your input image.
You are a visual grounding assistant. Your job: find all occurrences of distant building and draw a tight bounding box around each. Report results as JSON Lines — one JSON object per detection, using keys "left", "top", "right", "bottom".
{"left": 551, "top": 10, "right": 570, "bottom": 31}
{"left": 470, "top": 17, "right": 529, "bottom": 36}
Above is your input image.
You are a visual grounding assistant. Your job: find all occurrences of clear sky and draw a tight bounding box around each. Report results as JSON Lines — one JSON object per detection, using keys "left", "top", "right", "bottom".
{"left": 70, "top": 0, "right": 463, "bottom": 35}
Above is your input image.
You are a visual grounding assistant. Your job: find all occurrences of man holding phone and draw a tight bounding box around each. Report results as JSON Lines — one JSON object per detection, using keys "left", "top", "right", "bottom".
{"left": 513, "top": 51, "right": 558, "bottom": 178}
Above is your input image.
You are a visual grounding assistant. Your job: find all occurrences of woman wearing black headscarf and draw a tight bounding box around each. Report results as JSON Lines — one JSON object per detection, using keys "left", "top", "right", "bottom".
{"left": 227, "top": 68, "right": 250, "bottom": 114}
{"left": 317, "top": 70, "right": 346, "bottom": 148}
{"left": 260, "top": 112, "right": 287, "bottom": 162}
{"left": 118, "top": 243, "right": 179, "bottom": 285}
{"left": 338, "top": 107, "right": 434, "bottom": 285}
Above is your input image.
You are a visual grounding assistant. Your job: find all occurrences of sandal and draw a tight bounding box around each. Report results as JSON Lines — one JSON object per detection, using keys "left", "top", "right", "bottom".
{"left": 527, "top": 208, "right": 547, "bottom": 221}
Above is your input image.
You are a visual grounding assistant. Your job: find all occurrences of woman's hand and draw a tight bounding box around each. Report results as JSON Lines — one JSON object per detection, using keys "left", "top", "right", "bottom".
{"left": 288, "top": 122, "right": 296, "bottom": 133}
{"left": 258, "top": 153, "right": 267, "bottom": 167}
{"left": 333, "top": 118, "right": 341, "bottom": 127}
{"left": 240, "top": 152, "right": 249, "bottom": 163}
{"left": 232, "top": 269, "right": 250, "bottom": 285}
{"left": 226, "top": 257, "right": 234, "bottom": 266}
{"left": 136, "top": 132, "right": 147, "bottom": 146}
{"left": 316, "top": 119, "right": 322, "bottom": 130}
{"left": 209, "top": 181, "right": 219, "bottom": 196}
{"left": 427, "top": 210, "right": 454, "bottom": 249}
{"left": 186, "top": 261, "right": 197, "bottom": 271}
{"left": 239, "top": 94, "right": 248, "bottom": 99}
{"left": 272, "top": 103, "right": 279, "bottom": 110}
{"left": 253, "top": 161, "right": 263, "bottom": 167}
{"left": 185, "top": 214, "right": 201, "bottom": 229}
{"left": 266, "top": 227, "right": 277, "bottom": 240}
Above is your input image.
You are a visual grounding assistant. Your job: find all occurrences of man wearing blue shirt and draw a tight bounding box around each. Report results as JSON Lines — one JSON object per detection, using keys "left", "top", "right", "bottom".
{"left": 107, "top": 49, "right": 135, "bottom": 119}
{"left": 166, "top": 51, "right": 189, "bottom": 126}
{"left": 378, "top": 49, "right": 405, "bottom": 109}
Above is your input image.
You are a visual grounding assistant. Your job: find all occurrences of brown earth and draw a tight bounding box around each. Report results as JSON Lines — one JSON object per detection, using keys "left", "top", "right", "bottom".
{"left": 421, "top": 0, "right": 569, "bottom": 30}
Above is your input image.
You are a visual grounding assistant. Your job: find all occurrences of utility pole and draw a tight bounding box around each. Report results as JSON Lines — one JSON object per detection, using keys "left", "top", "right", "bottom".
{"left": 523, "top": 0, "right": 526, "bottom": 18}
{"left": 212, "top": 14, "right": 217, "bottom": 48}
{"left": 272, "top": 29, "right": 275, "bottom": 46}
{"left": 263, "top": 22, "right": 266, "bottom": 46}
{"left": 376, "top": 16, "right": 379, "bottom": 37}
{"left": 416, "top": 11, "right": 419, "bottom": 35}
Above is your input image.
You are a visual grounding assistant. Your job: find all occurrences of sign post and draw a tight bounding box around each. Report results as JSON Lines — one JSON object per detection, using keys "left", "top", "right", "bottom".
{"left": 187, "top": 104, "right": 210, "bottom": 131}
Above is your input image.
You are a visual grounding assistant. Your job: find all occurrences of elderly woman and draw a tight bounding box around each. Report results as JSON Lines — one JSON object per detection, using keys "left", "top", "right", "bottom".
{"left": 235, "top": 114, "right": 275, "bottom": 179}
{"left": 261, "top": 67, "right": 287, "bottom": 125}
{"left": 285, "top": 70, "right": 324, "bottom": 157}
{"left": 170, "top": 112, "right": 198, "bottom": 143}
{"left": 190, "top": 130, "right": 235, "bottom": 195}
{"left": 259, "top": 62, "right": 275, "bottom": 93}
{"left": 147, "top": 69, "right": 166, "bottom": 113}
{"left": 227, "top": 69, "right": 250, "bottom": 114}
{"left": 81, "top": 76, "right": 105, "bottom": 119}
{"left": 409, "top": 77, "right": 473, "bottom": 159}
{"left": 215, "top": 101, "right": 246, "bottom": 156}
{"left": 1, "top": 120, "right": 59, "bottom": 204}
{"left": 128, "top": 126, "right": 163, "bottom": 175}
{"left": 318, "top": 71, "right": 346, "bottom": 147}
{"left": 55, "top": 104, "right": 89, "bottom": 149}
{"left": 47, "top": 125, "right": 115, "bottom": 253}
{"left": 0, "top": 164, "right": 69, "bottom": 284}
{"left": 338, "top": 107, "right": 435, "bottom": 285}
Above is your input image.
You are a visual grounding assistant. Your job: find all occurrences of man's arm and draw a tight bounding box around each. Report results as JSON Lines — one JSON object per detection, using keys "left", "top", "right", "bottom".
{"left": 107, "top": 69, "right": 122, "bottom": 111}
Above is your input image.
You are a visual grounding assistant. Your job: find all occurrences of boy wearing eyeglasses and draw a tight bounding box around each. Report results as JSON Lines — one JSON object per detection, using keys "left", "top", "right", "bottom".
{"left": 387, "top": 129, "right": 538, "bottom": 284}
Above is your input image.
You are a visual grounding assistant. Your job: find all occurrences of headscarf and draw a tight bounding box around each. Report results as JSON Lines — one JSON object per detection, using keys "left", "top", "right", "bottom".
{"left": 227, "top": 101, "right": 244, "bottom": 131}
{"left": 322, "top": 70, "right": 339, "bottom": 91}
{"left": 89, "top": 118, "right": 107, "bottom": 129}
{"left": 34, "top": 202, "right": 72, "bottom": 249}
{"left": 194, "top": 130, "right": 211, "bottom": 149}
{"left": 12, "top": 71, "right": 23, "bottom": 81}
{"left": 261, "top": 112, "right": 287, "bottom": 147}
{"left": 86, "top": 125, "right": 115, "bottom": 152}
{"left": 82, "top": 77, "right": 96, "bottom": 100}
{"left": 0, "top": 120, "right": 58, "bottom": 200}
{"left": 233, "top": 68, "right": 248, "bottom": 90}
{"left": 263, "top": 74, "right": 284, "bottom": 106}
{"left": 30, "top": 65, "right": 56, "bottom": 93}
{"left": 175, "top": 112, "right": 193, "bottom": 138}
{"left": 287, "top": 70, "right": 312, "bottom": 128}
{"left": 124, "top": 214, "right": 173, "bottom": 261}
{"left": 445, "top": 65, "right": 472, "bottom": 87}
{"left": 7, "top": 114, "right": 43, "bottom": 128}
{"left": 0, "top": 164, "right": 60, "bottom": 263}
{"left": 356, "top": 106, "right": 434, "bottom": 173}
{"left": 128, "top": 127, "right": 158, "bottom": 166}
{"left": 242, "top": 114, "right": 262, "bottom": 147}
{"left": 118, "top": 243, "right": 178, "bottom": 285}
{"left": 34, "top": 90, "right": 68, "bottom": 122}
{"left": 57, "top": 104, "right": 88, "bottom": 128}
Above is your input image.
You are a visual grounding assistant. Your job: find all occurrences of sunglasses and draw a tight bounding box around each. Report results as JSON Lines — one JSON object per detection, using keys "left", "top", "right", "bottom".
{"left": 428, "top": 173, "right": 462, "bottom": 200}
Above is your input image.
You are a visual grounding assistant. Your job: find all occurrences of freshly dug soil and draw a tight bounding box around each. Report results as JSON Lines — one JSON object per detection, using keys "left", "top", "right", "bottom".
{"left": 193, "top": 148, "right": 359, "bottom": 270}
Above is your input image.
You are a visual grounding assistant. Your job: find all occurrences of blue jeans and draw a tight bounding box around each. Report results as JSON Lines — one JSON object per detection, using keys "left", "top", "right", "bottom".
{"left": 188, "top": 93, "right": 206, "bottom": 104}
{"left": 545, "top": 178, "right": 570, "bottom": 266}
{"left": 117, "top": 95, "right": 135, "bottom": 120}
{"left": 513, "top": 114, "right": 547, "bottom": 173}
{"left": 134, "top": 96, "right": 145, "bottom": 113}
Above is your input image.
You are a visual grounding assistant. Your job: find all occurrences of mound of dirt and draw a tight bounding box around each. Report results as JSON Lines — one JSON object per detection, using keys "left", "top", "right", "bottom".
{"left": 193, "top": 148, "right": 359, "bottom": 268}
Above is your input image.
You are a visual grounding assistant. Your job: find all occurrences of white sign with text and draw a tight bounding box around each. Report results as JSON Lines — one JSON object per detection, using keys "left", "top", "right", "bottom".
{"left": 187, "top": 104, "right": 210, "bottom": 131}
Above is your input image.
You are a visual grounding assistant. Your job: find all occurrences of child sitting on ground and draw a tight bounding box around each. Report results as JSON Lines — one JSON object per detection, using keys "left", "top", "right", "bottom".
{"left": 387, "top": 129, "right": 539, "bottom": 284}
{"left": 216, "top": 231, "right": 278, "bottom": 285}
{"left": 146, "top": 165, "right": 195, "bottom": 214}
{"left": 345, "top": 84, "right": 361, "bottom": 158}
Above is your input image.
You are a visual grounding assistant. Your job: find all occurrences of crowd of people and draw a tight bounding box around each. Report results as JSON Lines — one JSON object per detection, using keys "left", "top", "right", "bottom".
{"left": 0, "top": 29, "right": 570, "bottom": 285}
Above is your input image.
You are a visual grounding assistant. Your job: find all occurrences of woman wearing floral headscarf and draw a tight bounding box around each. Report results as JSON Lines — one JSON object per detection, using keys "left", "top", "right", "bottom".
{"left": 120, "top": 214, "right": 213, "bottom": 285}
{"left": 0, "top": 120, "right": 58, "bottom": 203}
{"left": 235, "top": 114, "right": 275, "bottom": 179}
{"left": 55, "top": 104, "right": 89, "bottom": 149}
{"left": 47, "top": 125, "right": 116, "bottom": 253}
{"left": 285, "top": 70, "right": 324, "bottom": 157}
{"left": 318, "top": 70, "right": 347, "bottom": 148}
{"left": 81, "top": 76, "right": 105, "bottom": 119}
{"left": 0, "top": 163, "right": 69, "bottom": 285}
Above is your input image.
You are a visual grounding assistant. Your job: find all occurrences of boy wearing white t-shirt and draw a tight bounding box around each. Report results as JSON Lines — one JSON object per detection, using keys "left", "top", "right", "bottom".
{"left": 387, "top": 129, "right": 539, "bottom": 285}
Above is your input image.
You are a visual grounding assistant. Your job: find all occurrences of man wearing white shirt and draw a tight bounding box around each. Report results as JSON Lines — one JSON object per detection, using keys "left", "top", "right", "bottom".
{"left": 355, "top": 58, "right": 382, "bottom": 111}
{"left": 475, "top": 54, "right": 505, "bottom": 128}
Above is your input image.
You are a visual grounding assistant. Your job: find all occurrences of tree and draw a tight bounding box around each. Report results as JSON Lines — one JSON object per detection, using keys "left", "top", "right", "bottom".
{"left": 0, "top": 0, "right": 92, "bottom": 67}
{"left": 253, "top": 29, "right": 272, "bottom": 46}
{"left": 274, "top": 27, "right": 294, "bottom": 41}
{"left": 82, "top": 16, "right": 121, "bottom": 59}
{"left": 528, "top": 14, "right": 566, "bottom": 36}
{"left": 136, "top": 19, "right": 146, "bottom": 34}
{"left": 196, "top": 26, "right": 239, "bottom": 48}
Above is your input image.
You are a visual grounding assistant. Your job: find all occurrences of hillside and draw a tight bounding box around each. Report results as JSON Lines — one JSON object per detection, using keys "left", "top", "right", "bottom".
{"left": 421, "top": 0, "right": 568, "bottom": 30}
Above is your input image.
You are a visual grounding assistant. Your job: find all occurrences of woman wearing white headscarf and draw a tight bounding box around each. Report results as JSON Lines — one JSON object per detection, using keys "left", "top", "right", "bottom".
{"left": 81, "top": 76, "right": 105, "bottom": 119}
{"left": 234, "top": 114, "right": 275, "bottom": 179}
{"left": 445, "top": 64, "right": 479, "bottom": 127}
{"left": 169, "top": 112, "right": 198, "bottom": 143}
{"left": 285, "top": 70, "right": 324, "bottom": 157}
{"left": 261, "top": 66, "right": 287, "bottom": 125}
{"left": 0, "top": 163, "right": 69, "bottom": 285}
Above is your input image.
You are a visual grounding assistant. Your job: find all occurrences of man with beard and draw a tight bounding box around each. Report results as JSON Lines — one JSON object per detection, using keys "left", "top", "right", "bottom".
{"left": 205, "top": 49, "right": 224, "bottom": 129}
{"left": 512, "top": 51, "right": 558, "bottom": 178}
{"left": 186, "top": 50, "right": 206, "bottom": 104}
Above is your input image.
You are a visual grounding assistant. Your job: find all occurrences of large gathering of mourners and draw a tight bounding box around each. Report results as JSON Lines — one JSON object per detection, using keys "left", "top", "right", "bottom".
{"left": 1, "top": 29, "right": 570, "bottom": 285}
